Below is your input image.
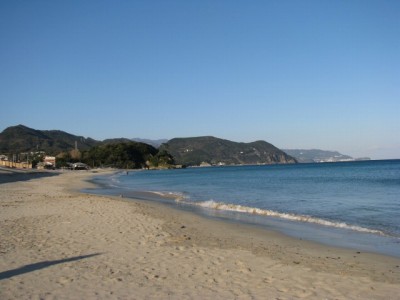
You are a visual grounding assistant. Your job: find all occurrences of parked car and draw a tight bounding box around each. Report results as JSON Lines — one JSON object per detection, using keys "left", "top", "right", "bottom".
{"left": 71, "top": 162, "right": 89, "bottom": 170}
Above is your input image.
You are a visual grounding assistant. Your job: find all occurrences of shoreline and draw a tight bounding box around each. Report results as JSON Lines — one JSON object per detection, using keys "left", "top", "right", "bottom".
{"left": 1, "top": 170, "right": 400, "bottom": 299}
{"left": 87, "top": 169, "right": 400, "bottom": 259}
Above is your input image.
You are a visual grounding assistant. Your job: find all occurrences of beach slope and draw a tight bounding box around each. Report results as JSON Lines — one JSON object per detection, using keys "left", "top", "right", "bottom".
{"left": 1, "top": 171, "right": 399, "bottom": 299}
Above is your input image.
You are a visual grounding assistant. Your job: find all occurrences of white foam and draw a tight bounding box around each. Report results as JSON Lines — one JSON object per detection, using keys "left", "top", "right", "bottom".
{"left": 150, "top": 191, "right": 187, "bottom": 201}
{"left": 194, "top": 200, "right": 387, "bottom": 236}
{"left": 110, "top": 174, "right": 121, "bottom": 184}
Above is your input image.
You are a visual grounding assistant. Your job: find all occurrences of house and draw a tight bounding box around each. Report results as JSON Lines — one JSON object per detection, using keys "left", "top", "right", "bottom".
{"left": 36, "top": 156, "right": 56, "bottom": 169}
{"left": 44, "top": 156, "right": 56, "bottom": 168}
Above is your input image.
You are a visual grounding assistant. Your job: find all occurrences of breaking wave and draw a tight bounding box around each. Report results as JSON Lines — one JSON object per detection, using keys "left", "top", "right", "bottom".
{"left": 191, "top": 200, "right": 387, "bottom": 236}
{"left": 150, "top": 191, "right": 187, "bottom": 201}
{"left": 109, "top": 174, "right": 122, "bottom": 187}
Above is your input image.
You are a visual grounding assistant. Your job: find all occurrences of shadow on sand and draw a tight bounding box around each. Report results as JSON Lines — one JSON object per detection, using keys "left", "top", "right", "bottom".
{"left": 0, "top": 169, "right": 60, "bottom": 184}
{"left": 0, "top": 253, "right": 101, "bottom": 280}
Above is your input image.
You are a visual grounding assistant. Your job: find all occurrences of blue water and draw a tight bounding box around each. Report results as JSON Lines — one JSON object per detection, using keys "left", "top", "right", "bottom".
{"left": 87, "top": 160, "right": 400, "bottom": 257}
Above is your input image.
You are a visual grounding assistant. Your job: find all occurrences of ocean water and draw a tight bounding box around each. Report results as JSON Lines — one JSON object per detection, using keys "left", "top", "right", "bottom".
{"left": 87, "top": 160, "right": 400, "bottom": 257}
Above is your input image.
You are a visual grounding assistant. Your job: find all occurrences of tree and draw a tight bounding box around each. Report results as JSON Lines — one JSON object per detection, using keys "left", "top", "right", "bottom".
{"left": 80, "top": 141, "right": 173, "bottom": 169}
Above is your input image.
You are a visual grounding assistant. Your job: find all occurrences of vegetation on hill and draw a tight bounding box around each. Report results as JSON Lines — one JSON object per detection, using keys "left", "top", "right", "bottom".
{"left": 0, "top": 125, "right": 175, "bottom": 169}
{"left": 160, "top": 136, "right": 297, "bottom": 166}
{"left": 102, "top": 138, "right": 133, "bottom": 145}
{"left": 131, "top": 138, "right": 169, "bottom": 148}
{"left": 1, "top": 125, "right": 299, "bottom": 169}
{"left": 0, "top": 124, "right": 99, "bottom": 155}
{"left": 80, "top": 142, "right": 174, "bottom": 169}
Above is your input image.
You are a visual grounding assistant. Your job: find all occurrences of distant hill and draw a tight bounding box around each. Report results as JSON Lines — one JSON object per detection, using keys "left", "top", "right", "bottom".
{"left": 0, "top": 124, "right": 99, "bottom": 155}
{"left": 283, "top": 149, "right": 370, "bottom": 163}
{"left": 2, "top": 125, "right": 369, "bottom": 166}
{"left": 102, "top": 138, "right": 133, "bottom": 145}
{"left": 81, "top": 141, "right": 174, "bottom": 169}
{"left": 0, "top": 125, "right": 175, "bottom": 169}
{"left": 160, "top": 136, "right": 297, "bottom": 166}
{"left": 131, "top": 138, "right": 169, "bottom": 148}
{"left": 0, "top": 125, "right": 165, "bottom": 156}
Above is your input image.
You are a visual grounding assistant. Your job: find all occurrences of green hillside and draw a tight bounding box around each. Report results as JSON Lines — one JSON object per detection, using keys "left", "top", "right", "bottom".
{"left": 0, "top": 125, "right": 296, "bottom": 168}
{"left": 0, "top": 125, "right": 176, "bottom": 169}
{"left": 81, "top": 142, "right": 174, "bottom": 169}
{"left": 160, "top": 136, "right": 297, "bottom": 166}
{"left": 0, "top": 124, "right": 99, "bottom": 155}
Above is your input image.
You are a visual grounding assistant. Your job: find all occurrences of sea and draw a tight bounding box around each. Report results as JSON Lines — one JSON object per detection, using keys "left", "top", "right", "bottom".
{"left": 86, "top": 160, "right": 400, "bottom": 257}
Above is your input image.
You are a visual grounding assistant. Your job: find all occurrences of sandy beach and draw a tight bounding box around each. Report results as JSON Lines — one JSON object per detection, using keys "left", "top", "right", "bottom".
{"left": 1, "top": 169, "right": 399, "bottom": 299}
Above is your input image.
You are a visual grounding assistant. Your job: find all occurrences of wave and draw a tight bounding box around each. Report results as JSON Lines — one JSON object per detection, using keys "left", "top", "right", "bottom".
{"left": 104, "top": 172, "right": 391, "bottom": 237}
{"left": 110, "top": 174, "right": 122, "bottom": 185}
{"left": 190, "top": 200, "right": 388, "bottom": 236}
{"left": 149, "top": 191, "right": 188, "bottom": 201}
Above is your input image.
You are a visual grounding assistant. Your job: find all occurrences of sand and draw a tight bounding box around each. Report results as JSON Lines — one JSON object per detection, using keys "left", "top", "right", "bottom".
{"left": 1, "top": 169, "right": 399, "bottom": 299}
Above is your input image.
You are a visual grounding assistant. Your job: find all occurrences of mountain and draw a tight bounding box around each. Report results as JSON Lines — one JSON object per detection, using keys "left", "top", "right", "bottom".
{"left": 0, "top": 125, "right": 175, "bottom": 169}
{"left": 0, "top": 124, "right": 99, "bottom": 154}
{"left": 0, "top": 125, "right": 173, "bottom": 157}
{"left": 131, "top": 138, "right": 169, "bottom": 148}
{"left": 283, "top": 149, "right": 370, "bottom": 163}
{"left": 159, "top": 136, "right": 297, "bottom": 166}
{"left": 3, "top": 125, "right": 367, "bottom": 166}
{"left": 102, "top": 138, "right": 133, "bottom": 145}
{"left": 81, "top": 141, "right": 174, "bottom": 169}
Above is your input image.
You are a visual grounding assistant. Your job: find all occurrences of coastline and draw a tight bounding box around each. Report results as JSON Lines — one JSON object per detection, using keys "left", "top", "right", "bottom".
{"left": 87, "top": 164, "right": 400, "bottom": 258}
{"left": 1, "top": 170, "right": 399, "bottom": 299}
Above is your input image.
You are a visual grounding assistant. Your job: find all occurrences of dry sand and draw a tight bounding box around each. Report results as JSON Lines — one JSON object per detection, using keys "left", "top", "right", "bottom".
{"left": 1, "top": 169, "right": 399, "bottom": 299}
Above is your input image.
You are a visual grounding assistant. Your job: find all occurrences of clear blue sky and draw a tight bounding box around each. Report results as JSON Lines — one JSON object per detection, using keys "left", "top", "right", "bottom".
{"left": 0, "top": 1, "right": 399, "bottom": 159}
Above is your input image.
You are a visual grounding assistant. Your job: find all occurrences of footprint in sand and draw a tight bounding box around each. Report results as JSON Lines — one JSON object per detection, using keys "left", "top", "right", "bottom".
{"left": 235, "top": 260, "right": 252, "bottom": 274}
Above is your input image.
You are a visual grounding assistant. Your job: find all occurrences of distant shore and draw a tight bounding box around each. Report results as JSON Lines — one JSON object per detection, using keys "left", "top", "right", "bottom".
{"left": 1, "top": 170, "right": 399, "bottom": 299}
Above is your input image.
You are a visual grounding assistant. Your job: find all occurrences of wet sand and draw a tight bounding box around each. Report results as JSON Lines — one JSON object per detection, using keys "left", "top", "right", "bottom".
{"left": 1, "top": 170, "right": 399, "bottom": 299}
